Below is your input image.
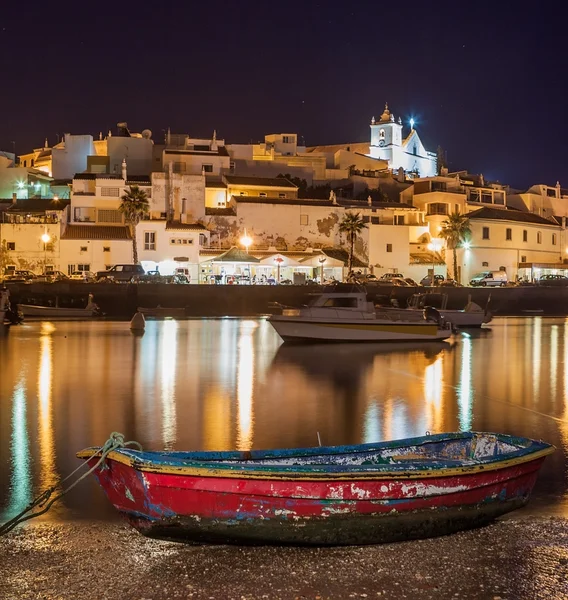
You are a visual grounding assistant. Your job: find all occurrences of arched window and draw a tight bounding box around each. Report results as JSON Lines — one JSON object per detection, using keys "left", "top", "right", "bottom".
{"left": 537, "top": 231, "right": 542, "bottom": 244}
{"left": 379, "top": 129, "right": 385, "bottom": 139}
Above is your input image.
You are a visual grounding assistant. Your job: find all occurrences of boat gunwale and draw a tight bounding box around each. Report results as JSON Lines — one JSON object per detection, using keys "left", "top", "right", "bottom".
{"left": 77, "top": 432, "right": 555, "bottom": 480}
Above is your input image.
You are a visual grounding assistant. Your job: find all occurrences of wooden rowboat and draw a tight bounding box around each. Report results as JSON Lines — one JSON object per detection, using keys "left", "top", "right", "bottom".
{"left": 78, "top": 432, "right": 553, "bottom": 546}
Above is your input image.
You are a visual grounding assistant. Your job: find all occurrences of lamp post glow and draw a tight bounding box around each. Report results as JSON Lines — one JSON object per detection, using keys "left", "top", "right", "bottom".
{"left": 239, "top": 230, "right": 253, "bottom": 283}
{"left": 41, "top": 232, "right": 51, "bottom": 274}
{"left": 274, "top": 256, "right": 284, "bottom": 283}
{"left": 318, "top": 256, "right": 326, "bottom": 284}
{"left": 427, "top": 238, "right": 442, "bottom": 286}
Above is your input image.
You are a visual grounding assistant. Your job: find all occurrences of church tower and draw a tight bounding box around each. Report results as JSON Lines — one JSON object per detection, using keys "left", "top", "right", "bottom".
{"left": 369, "top": 103, "right": 403, "bottom": 162}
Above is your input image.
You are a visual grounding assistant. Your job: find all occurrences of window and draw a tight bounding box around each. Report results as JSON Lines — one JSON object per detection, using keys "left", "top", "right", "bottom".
{"left": 77, "top": 264, "right": 90, "bottom": 271}
{"left": 413, "top": 145, "right": 417, "bottom": 155}
{"left": 469, "top": 189, "right": 481, "bottom": 202}
{"left": 546, "top": 188, "right": 557, "bottom": 197}
{"left": 506, "top": 228, "right": 512, "bottom": 241}
{"left": 259, "top": 192, "right": 267, "bottom": 198}
{"left": 202, "top": 164, "right": 213, "bottom": 173}
{"left": 97, "top": 209, "right": 122, "bottom": 223}
{"left": 199, "top": 234, "right": 206, "bottom": 246}
{"left": 482, "top": 227, "right": 490, "bottom": 240}
{"left": 239, "top": 191, "right": 248, "bottom": 196}
{"left": 494, "top": 192, "right": 505, "bottom": 205}
{"left": 553, "top": 234, "right": 557, "bottom": 245}
{"left": 427, "top": 203, "right": 448, "bottom": 215}
{"left": 101, "top": 187, "right": 120, "bottom": 197}
{"left": 172, "top": 162, "right": 186, "bottom": 173}
{"left": 521, "top": 255, "right": 527, "bottom": 263}
{"left": 386, "top": 244, "right": 393, "bottom": 252}
{"left": 103, "top": 247, "right": 110, "bottom": 252}
{"left": 379, "top": 129, "right": 385, "bottom": 139}
{"left": 80, "top": 246, "right": 88, "bottom": 252}
{"left": 371, "top": 216, "right": 380, "bottom": 225}
{"left": 282, "top": 135, "right": 295, "bottom": 144}
{"left": 537, "top": 231, "right": 542, "bottom": 244}
{"left": 323, "top": 297, "right": 358, "bottom": 308}
{"left": 7, "top": 242, "right": 15, "bottom": 251}
{"left": 229, "top": 161, "right": 236, "bottom": 173}
{"left": 217, "top": 201, "right": 225, "bottom": 207}
{"left": 523, "top": 230, "right": 528, "bottom": 242}
{"left": 144, "top": 231, "right": 156, "bottom": 251}
{"left": 300, "top": 214, "right": 309, "bottom": 225}
{"left": 454, "top": 204, "right": 459, "bottom": 214}
{"left": 362, "top": 216, "right": 370, "bottom": 223}
{"left": 160, "top": 212, "right": 168, "bottom": 219}
{"left": 482, "top": 262, "right": 489, "bottom": 267}
{"left": 481, "top": 192, "right": 492, "bottom": 204}
{"left": 74, "top": 207, "right": 96, "bottom": 222}
{"left": 431, "top": 182, "right": 447, "bottom": 192}
{"left": 278, "top": 193, "right": 286, "bottom": 199}
{"left": 170, "top": 238, "right": 194, "bottom": 245}
{"left": 394, "top": 215, "right": 405, "bottom": 225}
{"left": 67, "top": 264, "right": 75, "bottom": 275}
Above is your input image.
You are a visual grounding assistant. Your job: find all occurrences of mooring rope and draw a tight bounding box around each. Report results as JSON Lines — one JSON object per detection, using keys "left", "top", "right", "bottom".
{"left": 0, "top": 432, "right": 142, "bottom": 537}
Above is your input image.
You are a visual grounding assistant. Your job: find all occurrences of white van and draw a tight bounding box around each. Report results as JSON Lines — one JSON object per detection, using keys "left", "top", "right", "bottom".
{"left": 469, "top": 271, "right": 508, "bottom": 287}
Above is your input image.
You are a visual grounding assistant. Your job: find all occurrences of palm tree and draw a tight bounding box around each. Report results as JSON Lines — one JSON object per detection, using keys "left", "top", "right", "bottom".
{"left": 119, "top": 185, "right": 150, "bottom": 264}
{"left": 439, "top": 211, "right": 471, "bottom": 283}
{"left": 338, "top": 212, "right": 368, "bottom": 273}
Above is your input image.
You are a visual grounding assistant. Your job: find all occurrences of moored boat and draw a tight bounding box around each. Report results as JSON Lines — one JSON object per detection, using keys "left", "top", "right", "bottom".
{"left": 78, "top": 431, "right": 553, "bottom": 546}
{"left": 137, "top": 306, "right": 187, "bottom": 318}
{"left": 18, "top": 293, "right": 100, "bottom": 318}
{"left": 268, "top": 285, "right": 452, "bottom": 343}
{"left": 376, "top": 292, "right": 492, "bottom": 329}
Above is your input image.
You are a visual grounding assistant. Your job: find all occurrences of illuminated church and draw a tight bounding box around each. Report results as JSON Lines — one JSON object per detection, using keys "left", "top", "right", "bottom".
{"left": 368, "top": 103, "right": 437, "bottom": 177}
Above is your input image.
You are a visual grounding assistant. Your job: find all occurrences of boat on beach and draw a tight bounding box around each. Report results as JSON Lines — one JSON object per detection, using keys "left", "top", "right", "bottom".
{"left": 376, "top": 292, "right": 492, "bottom": 329}
{"left": 268, "top": 285, "right": 452, "bottom": 343}
{"left": 78, "top": 431, "right": 553, "bottom": 546}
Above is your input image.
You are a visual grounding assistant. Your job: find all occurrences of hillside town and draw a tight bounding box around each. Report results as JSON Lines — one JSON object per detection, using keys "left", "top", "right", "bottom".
{"left": 1, "top": 103, "right": 566, "bottom": 285}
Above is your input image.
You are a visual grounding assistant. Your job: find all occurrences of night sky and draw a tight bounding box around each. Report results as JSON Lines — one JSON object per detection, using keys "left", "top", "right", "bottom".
{"left": 1, "top": 1, "right": 565, "bottom": 189}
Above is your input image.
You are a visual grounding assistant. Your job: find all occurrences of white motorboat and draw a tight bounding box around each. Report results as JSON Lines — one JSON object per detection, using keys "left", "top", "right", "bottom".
{"left": 376, "top": 293, "right": 492, "bottom": 328}
{"left": 268, "top": 285, "right": 452, "bottom": 343}
{"left": 18, "top": 294, "right": 100, "bottom": 319}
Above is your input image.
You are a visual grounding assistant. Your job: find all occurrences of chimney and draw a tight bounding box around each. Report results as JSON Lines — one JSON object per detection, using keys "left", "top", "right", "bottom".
{"left": 121, "top": 158, "right": 127, "bottom": 181}
{"left": 12, "top": 192, "right": 17, "bottom": 202}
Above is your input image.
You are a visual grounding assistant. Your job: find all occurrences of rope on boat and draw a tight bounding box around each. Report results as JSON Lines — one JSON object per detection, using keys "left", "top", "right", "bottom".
{"left": 0, "top": 432, "right": 142, "bottom": 537}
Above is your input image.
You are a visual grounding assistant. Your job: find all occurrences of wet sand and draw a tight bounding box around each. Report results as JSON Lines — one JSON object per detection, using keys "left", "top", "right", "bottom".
{"left": 1, "top": 517, "right": 568, "bottom": 599}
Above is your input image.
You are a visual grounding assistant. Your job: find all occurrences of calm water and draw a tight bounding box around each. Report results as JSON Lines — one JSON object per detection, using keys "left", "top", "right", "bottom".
{"left": 1, "top": 317, "right": 567, "bottom": 522}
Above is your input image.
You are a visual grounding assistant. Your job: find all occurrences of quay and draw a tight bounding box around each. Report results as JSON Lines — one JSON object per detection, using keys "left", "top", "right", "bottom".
{"left": 4, "top": 282, "right": 568, "bottom": 318}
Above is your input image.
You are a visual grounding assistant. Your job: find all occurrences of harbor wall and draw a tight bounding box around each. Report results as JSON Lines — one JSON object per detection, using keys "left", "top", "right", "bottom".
{"left": 4, "top": 283, "right": 568, "bottom": 318}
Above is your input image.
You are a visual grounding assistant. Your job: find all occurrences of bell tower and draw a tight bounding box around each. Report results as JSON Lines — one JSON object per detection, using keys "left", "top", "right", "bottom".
{"left": 369, "top": 103, "right": 403, "bottom": 162}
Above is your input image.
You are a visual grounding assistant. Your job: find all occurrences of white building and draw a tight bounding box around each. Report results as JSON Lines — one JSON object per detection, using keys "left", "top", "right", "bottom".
{"left": 369, "top": 104, "right": 437, "bottom": 177}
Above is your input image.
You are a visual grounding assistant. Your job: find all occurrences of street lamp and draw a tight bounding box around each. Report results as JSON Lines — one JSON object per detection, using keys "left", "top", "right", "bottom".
{"left": 318, "top": 256, "right": 326, "bottom": 284}
{"left": 41, "top": 232, "right": 51, "bottom": 274}
{"left": 274, "top": 256, "right": 284, "bottom": 283}
{"left": 239, "top": 230, "right": 253, "bottom": 283}
{"left": 427, "top": 238, "right": 442, "bottom": 286}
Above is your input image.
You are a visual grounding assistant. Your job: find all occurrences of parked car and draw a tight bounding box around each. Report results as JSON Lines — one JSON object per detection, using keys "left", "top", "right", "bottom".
{"left": 469, "top": 271, "right": 508, "bottom": 287}
{"left": 403, "top": 277, "right": 419, "bottom": 286}
{"left": 2, "top": 269, "right": 36, "bottom": 283}
{"left": 41, "top": 270, "right": 69, "bottom": 282}
{"left": 95, "top": 264, "right": 145, "bottom": 282}
{"left": 69, "top": 270, "right": 95, "bottom": 282}
{"left": 536, "top": 274, "right": 568, "bottom": 287}
{"left": 420, "top": 274, "right": 445, "bottom": 286}
{"left": 379, "top": 273, "right": 404, "bottom": 280}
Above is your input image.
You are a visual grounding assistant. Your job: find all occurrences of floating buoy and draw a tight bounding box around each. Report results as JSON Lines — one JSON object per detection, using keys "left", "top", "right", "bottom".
{"left": 130, "top": 311, "right": 146, "bottom": 332}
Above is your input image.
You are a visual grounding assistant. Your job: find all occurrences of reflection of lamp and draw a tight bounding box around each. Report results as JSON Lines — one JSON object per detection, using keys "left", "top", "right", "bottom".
{"left": 41, "top": 232, "right": 51, "bottom": 274}
{"left": 274, "top": 256, "right": 284, "bottom": 283}
{"left": 427, "top": 238, "right": 442, "bottom": 286}
{"left": 318, "top": 256, "right": 326, "bottom": 284}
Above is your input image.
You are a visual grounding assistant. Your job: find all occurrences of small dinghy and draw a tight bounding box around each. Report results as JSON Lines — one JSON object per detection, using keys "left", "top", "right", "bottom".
{"left": 78, "top": 431, "right": 553, "bottom": 546}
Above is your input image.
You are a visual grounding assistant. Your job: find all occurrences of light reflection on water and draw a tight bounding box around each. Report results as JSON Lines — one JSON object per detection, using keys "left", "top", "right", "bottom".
{"left": 1, "top": 317, "right": 568, "bottom": 521}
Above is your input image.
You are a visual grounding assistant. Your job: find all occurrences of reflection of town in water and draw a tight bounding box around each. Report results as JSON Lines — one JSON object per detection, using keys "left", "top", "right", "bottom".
{"left": 1, "top": 317, "right": 568, "bottom": 520}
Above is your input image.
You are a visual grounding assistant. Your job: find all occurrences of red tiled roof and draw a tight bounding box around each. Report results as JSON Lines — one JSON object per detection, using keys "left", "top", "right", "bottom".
{"left": 61, "top": 225, "right": 132, "bottom": 240}
{"left": 165, "top": 221, "right": 208, "bottom": 231}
